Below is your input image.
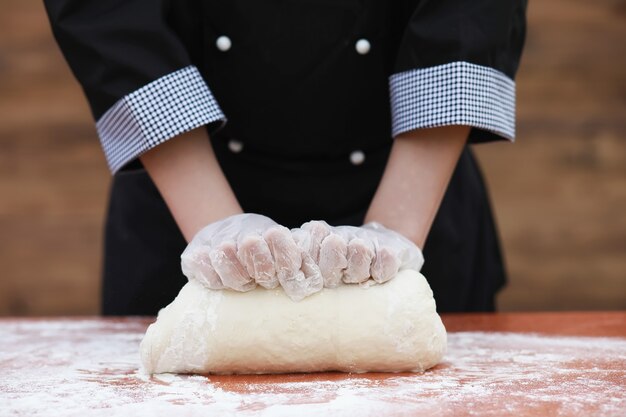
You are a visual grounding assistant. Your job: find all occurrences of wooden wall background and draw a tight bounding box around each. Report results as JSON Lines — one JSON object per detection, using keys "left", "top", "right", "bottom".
{"left": 0, "top": 0, "right": 624, "bottom": 315}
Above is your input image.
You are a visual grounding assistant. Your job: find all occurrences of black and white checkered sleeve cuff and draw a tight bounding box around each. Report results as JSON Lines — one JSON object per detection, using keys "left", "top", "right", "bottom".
{"left": 95, "top": 65, "right": 225, "bottom": 173}
{"left": 389, "top": 61, "right": 516, "bottom": 140}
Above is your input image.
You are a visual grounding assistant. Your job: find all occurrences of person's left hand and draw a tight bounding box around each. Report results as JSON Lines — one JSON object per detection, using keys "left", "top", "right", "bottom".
{"left": 292, "top": 220, "right": 424, "bottom": 288}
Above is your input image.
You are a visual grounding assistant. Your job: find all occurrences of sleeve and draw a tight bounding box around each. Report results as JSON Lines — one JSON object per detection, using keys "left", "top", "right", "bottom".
{"left": 390, "top": 0, "right": 527, "bottom": 143}
{"left": 43, "top": 0, "right": 226, "bottom": 173}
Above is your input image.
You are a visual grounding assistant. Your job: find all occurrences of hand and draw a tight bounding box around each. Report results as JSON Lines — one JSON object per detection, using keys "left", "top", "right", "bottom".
{"left": 292, "top": 221, "right": 424, "bottom": 288}
{"left": 181, "top": 213, "right": 323, "bottom": 300}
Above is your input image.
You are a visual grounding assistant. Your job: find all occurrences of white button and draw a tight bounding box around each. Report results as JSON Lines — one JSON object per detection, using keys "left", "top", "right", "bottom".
{"left": 355, "top": 39, "right": 371, "bottom": 55}
{"left": 216, "top": 36, "right": 232, "bottom": 52}
{"left": 228, "top": 139, "right": 243, "bottom": 153}
{"left": 349, "top": 150, "right": 365, "bottom": 165}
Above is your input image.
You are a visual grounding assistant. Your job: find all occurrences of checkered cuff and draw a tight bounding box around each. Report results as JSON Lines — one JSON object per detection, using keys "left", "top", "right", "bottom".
{"left": 96, "top": 66, "right": 225, "bottom": 173}
{"left": 389, "top": 62, "right": 516, "bottom": 140}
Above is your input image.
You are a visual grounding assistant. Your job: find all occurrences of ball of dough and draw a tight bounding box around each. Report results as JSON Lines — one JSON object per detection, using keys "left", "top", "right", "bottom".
{"left": 140, "top": 269, "right": 447, "bottom": 375}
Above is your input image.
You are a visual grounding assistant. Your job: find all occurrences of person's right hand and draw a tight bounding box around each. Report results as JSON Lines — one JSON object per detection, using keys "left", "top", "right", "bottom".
{"left": 180, "top": 214, "right": 323, "bottom": 300}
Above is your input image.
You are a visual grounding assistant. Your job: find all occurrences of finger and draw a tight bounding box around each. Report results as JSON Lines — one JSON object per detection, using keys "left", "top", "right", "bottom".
{"left": 210, "top": 241, "right": 256, "bottom": 291}
{"left": 282, "top": 252, "right": 324, "bottom": 301}
{"left": 300, "top": 252, "right": 324, "bottom": 291}
{"left": 237, "top": 234, "right": 278, "bottom": 289}
{"left": 263, "top": 226, "right": 302, "bottom": 284}
{"left": 343, "top": 237, "right": 374, "bottom": 284}
{"left": 318, "top": 233, "right": 348, "bottom": 288}
{"left": 365, "top": 223, "right": 424, "bottom": 272}
{"left": 370, "top": 246, "right": 400, "bottom": 283}
{"left": 181, "top": 246, "right": 225, "bottom": 290}
{"left": 291, "top": 227, "right": 308, "bottom": 250}
{"left": 279, "top": 252, "right": 325, "bottom": 301}
{"left": 300, "top": 221, "right": 331, "bottom": 262}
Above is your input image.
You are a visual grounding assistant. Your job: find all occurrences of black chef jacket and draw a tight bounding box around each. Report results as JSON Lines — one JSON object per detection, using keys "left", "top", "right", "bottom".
{"left": 44, "top": 0, "right": 527, "bottom": 315}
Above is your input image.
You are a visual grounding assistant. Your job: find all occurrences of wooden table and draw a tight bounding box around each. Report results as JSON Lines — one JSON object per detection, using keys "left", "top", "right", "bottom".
{"left": 1, "top": 312, "right": 625, "bottom": 416}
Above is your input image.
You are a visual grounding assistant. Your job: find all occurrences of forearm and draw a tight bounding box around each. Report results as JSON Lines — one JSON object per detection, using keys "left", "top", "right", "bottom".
{"left": 139, "top": 127, "right": 243, "bottom": 242}
{"left": 364, "top": 125, "right": 469, "bottom": 248}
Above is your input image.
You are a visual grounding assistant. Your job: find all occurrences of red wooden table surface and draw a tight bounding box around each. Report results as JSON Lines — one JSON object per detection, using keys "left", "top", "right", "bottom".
{"left": 1, "top": 312, "right": 625, "bottom": 416}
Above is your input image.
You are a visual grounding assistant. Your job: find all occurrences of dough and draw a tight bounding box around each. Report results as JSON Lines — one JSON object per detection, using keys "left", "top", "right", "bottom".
{"left": 140, "top": 269, "right": 447, "bottom": 375}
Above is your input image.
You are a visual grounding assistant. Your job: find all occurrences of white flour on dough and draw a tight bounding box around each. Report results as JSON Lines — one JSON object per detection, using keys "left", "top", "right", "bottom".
{"left": 140, "top": 269, "right": 447, "bottom": 374}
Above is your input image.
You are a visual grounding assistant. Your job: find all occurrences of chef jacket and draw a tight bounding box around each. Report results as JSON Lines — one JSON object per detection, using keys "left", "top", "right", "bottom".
{"left": 44, "top": 0, "right": 527, "bottom": 315}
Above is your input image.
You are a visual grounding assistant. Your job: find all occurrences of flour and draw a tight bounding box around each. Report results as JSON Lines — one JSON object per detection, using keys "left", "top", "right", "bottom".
{"left": 1, "top": 319, "right": 625, "bottom": 417}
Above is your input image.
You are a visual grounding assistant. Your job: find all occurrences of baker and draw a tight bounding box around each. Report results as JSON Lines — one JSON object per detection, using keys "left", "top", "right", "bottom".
{"left": 44, "top": 0, "right": 527, "bottom": 315}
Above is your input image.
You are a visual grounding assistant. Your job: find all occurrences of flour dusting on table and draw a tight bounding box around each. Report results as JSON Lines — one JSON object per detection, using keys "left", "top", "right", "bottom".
{"left": 1, "top": 319, "right": 625, "bottom": 417}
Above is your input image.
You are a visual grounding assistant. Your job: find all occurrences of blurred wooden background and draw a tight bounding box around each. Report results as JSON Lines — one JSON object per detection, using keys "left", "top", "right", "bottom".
{"left": 0, "top": 0, "right": 624, "bottom": 315}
